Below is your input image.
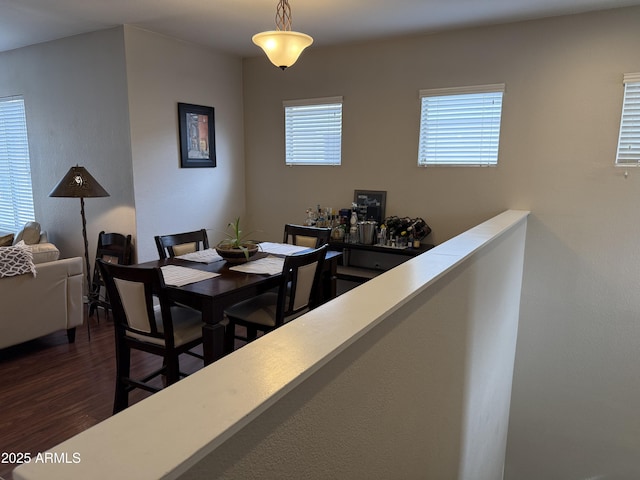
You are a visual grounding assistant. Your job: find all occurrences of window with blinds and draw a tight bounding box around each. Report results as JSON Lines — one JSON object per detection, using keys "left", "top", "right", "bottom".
{"left": 616, "top": 73, "right": 640, "bottom": 166}
{"left": 0, "top": 95, "right": 35, "bottom": 233}
{"left": 418, "top": 84, "right": 505, "bottom": 167}
{"left": 284, "top": 96, "right": 343, "bottom": 166}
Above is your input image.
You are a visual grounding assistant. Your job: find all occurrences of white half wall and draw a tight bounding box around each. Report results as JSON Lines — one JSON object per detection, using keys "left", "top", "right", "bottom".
{"left": 13, "top": 210, "right": 528, "bottom": 480}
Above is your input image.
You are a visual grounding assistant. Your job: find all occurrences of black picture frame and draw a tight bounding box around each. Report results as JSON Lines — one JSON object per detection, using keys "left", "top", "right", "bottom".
{"left": 178, "top": 103, "right": 216, "bottom": 168}
{"left": 354, "top": 190, "right": 387, "bottom": 224}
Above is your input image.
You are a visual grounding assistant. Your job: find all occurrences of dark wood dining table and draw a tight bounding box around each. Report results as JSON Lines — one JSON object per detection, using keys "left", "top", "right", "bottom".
{"left": 136, "top": 249, "right": 341, "bottom": 365}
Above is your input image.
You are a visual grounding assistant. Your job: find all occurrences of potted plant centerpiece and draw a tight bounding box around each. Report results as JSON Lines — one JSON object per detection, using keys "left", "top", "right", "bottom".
{"left": 215, "top": 217, "right": 259, "bottom": 263}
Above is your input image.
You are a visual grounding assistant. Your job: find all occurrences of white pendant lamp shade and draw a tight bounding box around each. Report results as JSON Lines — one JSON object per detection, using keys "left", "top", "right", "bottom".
{"left": 253, "top": 0, "right": 313, "bottom": 70}
{"left": 252, "top": 30, "right": 313, "bottom": 70}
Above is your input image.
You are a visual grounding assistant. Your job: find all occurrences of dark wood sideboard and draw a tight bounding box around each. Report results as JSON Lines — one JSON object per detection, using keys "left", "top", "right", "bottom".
{"left": 328, "top": 241, "right": 434, "bottom": 283}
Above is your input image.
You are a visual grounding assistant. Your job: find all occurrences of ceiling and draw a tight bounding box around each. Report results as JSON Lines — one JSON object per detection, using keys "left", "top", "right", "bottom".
{"left": 1, "top": 0, "right": 639, "bottom": 57}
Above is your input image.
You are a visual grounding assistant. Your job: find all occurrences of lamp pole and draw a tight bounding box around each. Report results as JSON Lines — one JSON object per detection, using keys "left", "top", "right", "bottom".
{"left": 79, "top": 196, "right": 92, "bottom": 301}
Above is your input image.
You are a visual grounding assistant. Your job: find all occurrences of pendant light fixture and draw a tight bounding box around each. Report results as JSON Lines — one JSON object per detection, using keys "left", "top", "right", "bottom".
{"left": 252, "top": 0, "right": 313, "bottom": 70}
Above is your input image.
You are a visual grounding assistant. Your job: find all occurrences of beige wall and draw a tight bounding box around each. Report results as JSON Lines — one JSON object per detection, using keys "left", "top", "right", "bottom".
{"left": 0, "top": 25, "right": 246, "bottom": 266}
{"left": 0, "top": 28, "right": 135, "bottom": 261}
{"left": 123, "top": 26, "right": 246, "bottom": 262}
{"left": 242, "top": 7, "right": 640, "bottom": 479}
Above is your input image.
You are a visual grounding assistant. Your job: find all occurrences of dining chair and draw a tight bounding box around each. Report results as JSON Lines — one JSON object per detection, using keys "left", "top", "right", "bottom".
{"left": 97, "top": 259, "right": 205, "bottom": 414}
{"left": 283, "top": 224, "right": 331, "bottom": 248}
{"left": 224, "top": 245, "right": 327, "bottom": 346}
{"left": 154, "top": 229, "right": 209, "bottom": 259}
{"left": 88, "top": 231, "right": 133, "bottom": 322}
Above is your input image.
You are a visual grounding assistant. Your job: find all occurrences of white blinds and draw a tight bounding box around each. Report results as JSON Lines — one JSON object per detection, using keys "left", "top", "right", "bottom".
{"left": 0, "top": 95, "right": 35, "bottom": 233}
{"left": 284, "top": 97, "right": 343, "bottom": 166}
{"left": 418, "top": 84, "right": 505, "bottom": 166}
{"left": 616, "top": 73, "right": 640, "bottom": 166}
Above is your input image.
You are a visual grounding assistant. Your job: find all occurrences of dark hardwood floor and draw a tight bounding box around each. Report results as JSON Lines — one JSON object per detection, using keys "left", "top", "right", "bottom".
{"left": 0, "top": 308, "right": 227, "bottom": 480}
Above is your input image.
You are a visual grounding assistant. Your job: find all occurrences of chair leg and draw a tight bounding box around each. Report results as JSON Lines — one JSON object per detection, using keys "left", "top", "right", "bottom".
{"left": 224, "top": 321, "right": 237, "bottom": 352}
{"left": 164, "top": 355, "right": 180, "bottom": 386}
{"left": 113, "top": 343, "right": 131, "bottom": 414}
{"left": 247, "top": 326, "right": 258, "bottom": 341}
{"left": 88, "top": 289, "right": 101, "bottom": 323}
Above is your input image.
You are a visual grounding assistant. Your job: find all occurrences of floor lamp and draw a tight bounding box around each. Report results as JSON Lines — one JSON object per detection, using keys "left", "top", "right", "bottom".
{"left": 50, "top": 166, "right": 109, "bottom": 336}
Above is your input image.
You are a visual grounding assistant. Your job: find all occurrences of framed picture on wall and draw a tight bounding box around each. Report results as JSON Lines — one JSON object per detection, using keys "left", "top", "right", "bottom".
{"left": 354, "top": 190, "right": 386, "bottom": 224}
{"left": 178, "top": 102, "right": 216, "bottom": 168}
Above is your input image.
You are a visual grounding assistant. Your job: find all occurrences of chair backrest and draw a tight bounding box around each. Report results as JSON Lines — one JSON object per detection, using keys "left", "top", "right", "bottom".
{"left": 96, "top": 231, "right": 133, "bottom": 265}
{"left": 155, "top": 229, "right": 209, "bottom": 259}
{"left": 97, "top": 259, "right": 178, "bottom": 348}
{"left": 275, "top": 244, "right": 327, "bottom": 323}
{"left": 283, "top": 224, "right": 331, "bottom": 249}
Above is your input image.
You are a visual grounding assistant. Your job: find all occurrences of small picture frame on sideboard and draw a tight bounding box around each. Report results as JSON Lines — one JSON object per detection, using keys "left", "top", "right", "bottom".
{"left": 354, "top": 190, "right": 386, "bottom": 224}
